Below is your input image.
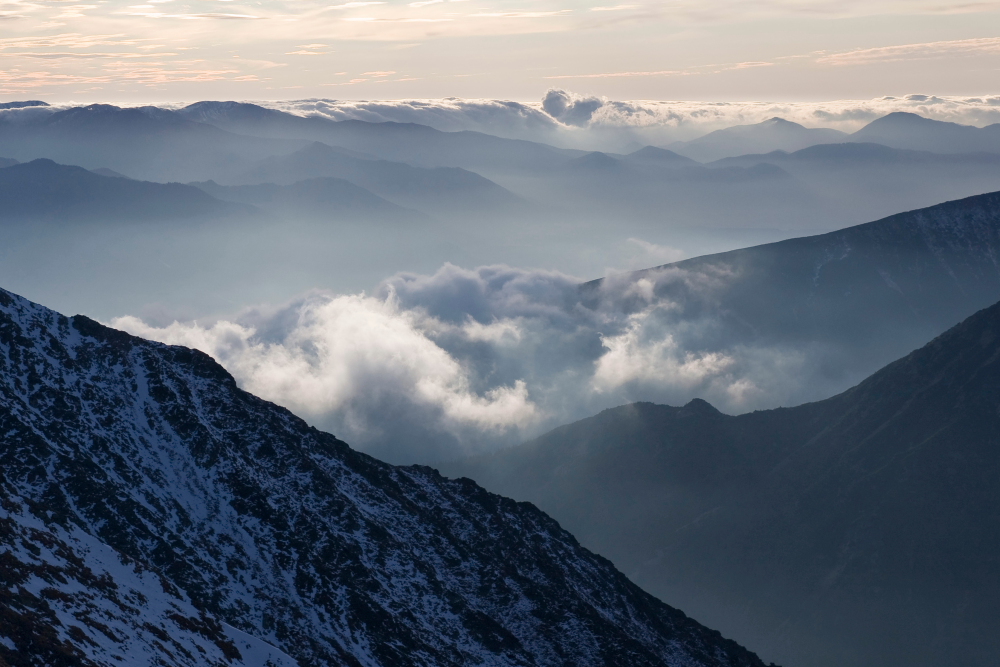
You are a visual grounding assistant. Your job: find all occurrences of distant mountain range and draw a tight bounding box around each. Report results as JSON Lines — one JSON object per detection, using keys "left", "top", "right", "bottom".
{"left": 0, "top": 287, "right": 772, "bottom": 667}
{"left": 852, "top": 111, "right": 1000, "bottom": 153}
{"left": 192, "top": 176, "right": 430, "bottom": 224}
{"left": 442, "top": 295, "right": 1000, "bottom": 667}
{"left": 0, "top": 158, "right": 255, "bottom": 223}
{"left": 231, "top": 141, "right": 528, "bottom": 219}
{"left": 669, "top": 117, "right": 848, "bottom": 162}
{"left": 708, "top": 142, "right": 1000, "bottom": 223}
{"left": 177, "top": 100, "right": 583, "bottom": 172}
{"left": 0, "top": 103, "right": 299, "bottom": 182}
{"left": 670, "top": 112, "right": 1000, "bottom": 161}
{"left": 496, "top": 146, "right": 825, "bottom": 229}
{"left": 7, "top": 102, "right": 1000, "bottom": 234}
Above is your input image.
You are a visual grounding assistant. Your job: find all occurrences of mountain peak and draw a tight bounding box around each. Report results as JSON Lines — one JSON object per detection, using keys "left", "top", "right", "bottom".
{"left": 871, "top": 111, "right": 937, "bottom": 125}
{"left": 180, "top": 100, "right": 284, "bottom": 124}
{"left": 627, "top": 145, "right": 697, "bottom": 164}
{"left": 762, "top": 116, "right": 800, "bottom": 127}
{"left": 570, "top": 151, "right": 622, "bottom": 169}
{"left": 680, "top": 397, "right": 722, "bottom": 415}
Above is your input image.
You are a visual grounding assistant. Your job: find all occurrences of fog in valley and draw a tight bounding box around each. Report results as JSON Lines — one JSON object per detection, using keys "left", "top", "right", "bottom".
{"left": 4, "top": 95, "right": 1000, "bottom": 462}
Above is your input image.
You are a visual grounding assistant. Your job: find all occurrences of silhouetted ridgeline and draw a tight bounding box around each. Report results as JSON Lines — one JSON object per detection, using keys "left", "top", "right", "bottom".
{"left": 443, "top": 297, "right": 1000, "bottom": 667}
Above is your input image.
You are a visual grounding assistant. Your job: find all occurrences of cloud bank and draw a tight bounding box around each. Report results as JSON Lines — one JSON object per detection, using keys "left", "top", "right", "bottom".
{"left": 9, "top": 91, "right": 1000, "bottom": 149}
{"left": 253, "top": 91, "right": 1000, "bottom": 148}
{"left": 112, "top": 263, "right": 849, "bottom": 464}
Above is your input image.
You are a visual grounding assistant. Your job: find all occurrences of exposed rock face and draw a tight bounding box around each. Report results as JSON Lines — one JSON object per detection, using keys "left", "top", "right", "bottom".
{"left": 0, "top": 288, "right": 771, "bottom": 667}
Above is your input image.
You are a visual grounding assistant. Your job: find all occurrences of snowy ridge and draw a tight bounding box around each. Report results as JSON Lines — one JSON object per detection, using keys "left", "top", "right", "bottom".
{"left": 0, "top": 288, "right": 770, "bottom": 667}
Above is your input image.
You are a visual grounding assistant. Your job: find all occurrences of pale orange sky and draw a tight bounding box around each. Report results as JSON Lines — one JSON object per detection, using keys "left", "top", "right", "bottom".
{"left": 1, "top": 1, "right": 1000, "bottom": 102}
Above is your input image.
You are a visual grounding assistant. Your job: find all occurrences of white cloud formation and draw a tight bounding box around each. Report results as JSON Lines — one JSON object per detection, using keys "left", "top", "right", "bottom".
{"left": 115, "top": 289, "right": 538, "bottom": 430}
{"left": 246, "top": 91, "right": 1000, "bottom": 149}
{"left": 110, "top": 262, "right": 847, "bottom": 464}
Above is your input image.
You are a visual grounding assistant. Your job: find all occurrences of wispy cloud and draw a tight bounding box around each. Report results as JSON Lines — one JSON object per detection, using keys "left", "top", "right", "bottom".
{"left": 545, "top": 69, "right": 683, "bottom": 79}
{"left": 472, "top": 10, "right": 571, "bottom": 18}
{"left": 343, "top": 15, "right": 452, "bottom": 21}
{"left": 0, "top": 32, "right": 143, "bottom": 49}
{"left": 121, "top": 11, "right": 262, "bottom": 18}
{"left": 325, "top": 1, "right": 385, "bottom": 7}
{"left": 13, "top": 50, "right": 176, "bottom": 58}
{"left": 818, "top": 36, "right": 1000, "bottom": 65}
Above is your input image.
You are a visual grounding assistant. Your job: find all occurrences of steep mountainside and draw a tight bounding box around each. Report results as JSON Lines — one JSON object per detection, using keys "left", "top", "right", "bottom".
{"left": 442, "top": 300, "right": 1000, "bottom": 667}
{"left": 0, "top": 489, "right": 297, "bottom": 667}
{"left": 0, "top": 159, "right": 255, "bottom": 223}
{"left": 577, "top": 190, "right": 1000, "bottom": 394}
{"left": 0, "top": 288, "right": 771, "bottom": 667}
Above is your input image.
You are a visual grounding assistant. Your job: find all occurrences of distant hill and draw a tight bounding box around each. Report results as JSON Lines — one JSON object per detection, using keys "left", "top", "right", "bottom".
{"left": 193, "top": 176, "right": 431, "bottom": 224}
{"left": 708, "top": 142, "right": 1000, "bottom": 223}
{"left": 178, "top": 100, "right": 582, "bottom": 172}
{"left": 849, "top": 111, "right": 1000, "bottom": 154}
{"left": 670, "top": 113, "right": 1000, "bottom": 163}
{"left": 499, "top": 146, "right": 824, "bottom": 229}
{"left": 90, "top": 166, "right": 131, "bottom": 179}
{"left": 0, "top": 103, "right": 301, "bottom": 182}
{"left": 0, "top": 100, "right": 47, "bottom": 110}
{"left": 442, "top": 297, "right": 1000, "bottom": 667}
{"left": 669, "top": 117, "right": 847, "bottom": 162}
{"left": 234, "top": 141, "right": 529, "bottom": 219}
{"left": 0, "top": 158, "right": 255, "bottom": 222}
{"left": 624, "top": 145, "right": 700, "bottom": 167}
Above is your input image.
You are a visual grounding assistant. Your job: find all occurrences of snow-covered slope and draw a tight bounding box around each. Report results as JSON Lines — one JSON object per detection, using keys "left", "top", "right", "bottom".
{"left": 0, "top": 288, "right": 770, "bottom": 667}
{"left": 0, "top": 487, "right": 297, "bottom": 667}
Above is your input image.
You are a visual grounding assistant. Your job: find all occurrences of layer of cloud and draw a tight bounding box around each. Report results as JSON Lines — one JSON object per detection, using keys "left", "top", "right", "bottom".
{"left": 111, "top": 263, "right": 850, "bottom": 464}
{"left": 253, "top": 91, "right": 1000, "bottom": 148}
{"left": 7, "top": 89, "right": 1000, "bottom": 147}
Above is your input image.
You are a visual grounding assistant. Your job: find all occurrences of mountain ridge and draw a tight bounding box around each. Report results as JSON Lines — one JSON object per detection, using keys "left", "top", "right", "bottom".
{"left": 441, "top": 297, "right": 1000, "bottom": 667}
{"left": 0, "top": 158, "right": 257, "bottom": 223}
{"left": 0, "top": 287, "right": 772, "bottom": 667}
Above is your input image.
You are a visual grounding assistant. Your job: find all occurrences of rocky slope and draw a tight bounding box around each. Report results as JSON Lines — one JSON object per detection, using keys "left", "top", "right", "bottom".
{"left": 443, "top": 299, "right": 1000, "bottom": 667}
{"left": 0, "top": 288, "right": 771, "bottom": 667}
{"left": 0, "top": 488, "right": 297, "bottom": 667}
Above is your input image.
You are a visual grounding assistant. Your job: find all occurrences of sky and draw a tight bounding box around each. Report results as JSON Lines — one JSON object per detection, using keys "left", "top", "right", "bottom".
{"left": 2, "top": 0, "right": 1000, "bottom": 103}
